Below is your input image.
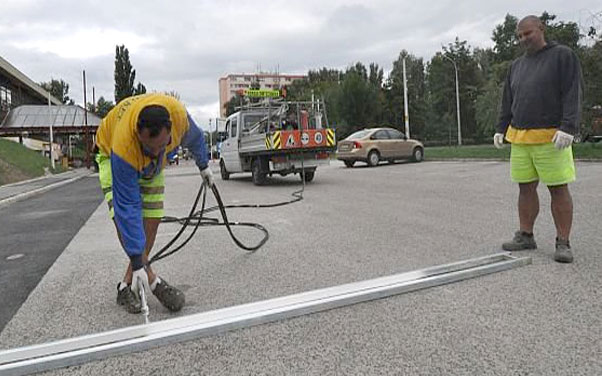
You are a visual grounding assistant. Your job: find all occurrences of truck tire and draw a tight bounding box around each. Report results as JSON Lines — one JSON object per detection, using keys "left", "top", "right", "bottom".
{"left": 300, "top": 170, "right": 315, "bottom": 182}
{"left": 220, "top": 160, "right": 230, "bottom": 180}
{"left": 252, "top": 159, "right": 266, "bottom": 185}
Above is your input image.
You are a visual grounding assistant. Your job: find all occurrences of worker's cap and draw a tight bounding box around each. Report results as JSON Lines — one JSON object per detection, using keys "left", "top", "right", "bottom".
{"left": 138, "top": 105, "right": 172, "bottom": 130}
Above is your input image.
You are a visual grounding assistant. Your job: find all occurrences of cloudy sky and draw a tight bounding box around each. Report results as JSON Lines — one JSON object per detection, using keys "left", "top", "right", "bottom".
{"left": 2, "top": 0, "right": 600, "bottom": 129}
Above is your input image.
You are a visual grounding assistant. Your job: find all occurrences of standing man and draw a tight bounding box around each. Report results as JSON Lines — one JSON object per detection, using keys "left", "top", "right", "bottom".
{"left": 96, "top": 93, "right": 214, "bottom": 313}
{"left": 494, "top": 15, "right": 583, "bottom": 263}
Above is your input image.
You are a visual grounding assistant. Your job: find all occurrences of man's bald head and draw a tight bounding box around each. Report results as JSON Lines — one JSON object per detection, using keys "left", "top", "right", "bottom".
{"left": 517, "top": 15, "right": 546, "bottom": 54}
{"left": 518, "top": 15, "right": 544, "bottom": 30}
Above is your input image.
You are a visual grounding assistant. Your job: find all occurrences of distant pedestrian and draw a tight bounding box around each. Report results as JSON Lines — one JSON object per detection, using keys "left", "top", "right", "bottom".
{"left": 95, "top": 93, "right": 213, "bottom": 313}
{"left": 494, "top": 15, "right": 583, "bottom": 263}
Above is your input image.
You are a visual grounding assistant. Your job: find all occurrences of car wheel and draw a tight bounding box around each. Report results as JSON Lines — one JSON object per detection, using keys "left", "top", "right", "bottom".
{"left": 220, "top": 160, "right": 230, "bottom": 180}
{"left": 300, "top": 170, "right": 315, "bottom": 182}
{"left": 412, "top": 147, "right": 424, "bottom": 162}
{"left": 251, "top": 159, "right": 266, "bottom": 185}
{"left": 344, "top": 160, "right": 355, "bottom": 168}
{"left": 367, "top": 150, "right": 380, "bottom": 167}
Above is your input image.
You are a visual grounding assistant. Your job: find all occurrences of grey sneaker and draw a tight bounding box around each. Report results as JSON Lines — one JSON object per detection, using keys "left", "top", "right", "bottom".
{"left": 116, "top": 283, "right": 142, "bottom": 314}
{"left": 152, "top": 278, "right": 185, "bottom": 312}
{"left": 554, "top": 238, "right": 574, "bottom": 263}
{"left": 502, "top": 231, "right": 537, "bottom": 251}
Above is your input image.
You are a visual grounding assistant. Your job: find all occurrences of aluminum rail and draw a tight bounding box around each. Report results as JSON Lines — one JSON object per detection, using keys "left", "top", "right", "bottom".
{"left": 0, "top": 252, "right": 530, "bottom": 375}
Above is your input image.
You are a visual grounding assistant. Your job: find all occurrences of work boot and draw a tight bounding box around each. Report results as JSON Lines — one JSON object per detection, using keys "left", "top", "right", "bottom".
{"left": 502, "top": 231, "right": 537, "bottom": 251}
{"left": 153, "top": 278, "right": 185, "bottom": 312}
{"left": 116, "top": 283, "right": 142, "bottom": 314}
{"left": 554, "top": 238, "right": 574, "bottom": 263}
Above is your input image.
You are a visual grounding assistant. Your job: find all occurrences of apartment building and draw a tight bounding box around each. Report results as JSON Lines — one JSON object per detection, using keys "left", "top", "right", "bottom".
{"left": 218, "top": 73, "right": 305, "bottom": 117}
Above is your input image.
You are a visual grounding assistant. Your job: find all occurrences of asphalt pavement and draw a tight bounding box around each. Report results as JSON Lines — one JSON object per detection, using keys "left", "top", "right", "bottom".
{"left": 1, "top": 159, "right": 601, "bottom": 375}
{"left": 0, "top": 169, "right": 102, "bottom": 332}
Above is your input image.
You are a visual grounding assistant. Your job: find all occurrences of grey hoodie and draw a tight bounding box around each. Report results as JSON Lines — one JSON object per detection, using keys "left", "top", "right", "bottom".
{"left": 497, "top": 42, "right": 583, "bottom": 136}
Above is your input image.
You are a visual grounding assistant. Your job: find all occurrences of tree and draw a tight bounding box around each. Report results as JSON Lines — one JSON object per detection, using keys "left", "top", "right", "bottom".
{"left": 40, "top": 78, "right": 74, "bottom": 104}
{"left": 114, "top": 45, "right": 146, "bottom": 103}
{"left": 579, "top": 39, "right": 602, "bottom": 135}
{"left": 426, "top": 39, "right": 486, "bottom": 143}
{"left": 224, "top": 92, "right": 246, "bottom": 117}
{"left": 474, "top": 79, "right": 503, "bottom": 137}
{"left": 492, "top": 14, "right": 520, "bottom": 64}
{"left": 134, "top": 82, "right": 147, "bottom": 96}
{"left": 540, "top": 12, "right": 581, "bottom": 50}
{"left": 164, "top": 90, "right": 180, "bottom": 100}
{"left": 92, "top": 97, "right": 115, "bottom": 118}
{"left": 336, "top": 64, "right": 379, "bottom": 137}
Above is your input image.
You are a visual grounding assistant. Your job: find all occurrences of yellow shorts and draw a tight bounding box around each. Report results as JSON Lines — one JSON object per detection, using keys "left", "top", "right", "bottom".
{"left": 510, "top": 143, "right": 576, "bottom": 186}
{"left": 96, "top": 153, "right": 165, "bottom": 218}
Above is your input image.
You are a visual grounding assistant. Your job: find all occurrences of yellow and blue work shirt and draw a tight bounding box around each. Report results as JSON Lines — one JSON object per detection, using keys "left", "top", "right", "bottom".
{"left": 95, "top": 93, "right": 208, "bottom": 261}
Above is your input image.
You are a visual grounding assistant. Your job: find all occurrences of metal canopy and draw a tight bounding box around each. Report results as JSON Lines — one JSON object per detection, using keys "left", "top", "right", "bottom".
{"left": 0, "top": 105, "right": 100, "bottom": 136}
{"left": 0, "top": 252, "right": 531, "bottom": 376}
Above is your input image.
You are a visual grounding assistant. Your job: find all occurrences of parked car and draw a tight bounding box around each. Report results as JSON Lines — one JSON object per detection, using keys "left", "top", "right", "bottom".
{"left": 336, "top": 127, "right": 424, "bottom": 167}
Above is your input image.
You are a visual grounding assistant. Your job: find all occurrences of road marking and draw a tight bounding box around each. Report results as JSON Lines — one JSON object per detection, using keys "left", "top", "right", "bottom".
{"left": 6, "top": 254, "right": 24, "bottom": 261}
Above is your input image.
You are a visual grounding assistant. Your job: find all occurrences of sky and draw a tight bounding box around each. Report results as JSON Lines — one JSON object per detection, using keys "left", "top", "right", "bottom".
{"left": 1, "top": 0, "right": 600, "bottom": 129}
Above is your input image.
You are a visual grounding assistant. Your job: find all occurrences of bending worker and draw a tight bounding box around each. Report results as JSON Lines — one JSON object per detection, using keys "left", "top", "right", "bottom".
{"left": 494, "top": 15, "right": 582, "bottom": 263}
{"left": 95, "top": 93, "right": 214, "bottom": 313}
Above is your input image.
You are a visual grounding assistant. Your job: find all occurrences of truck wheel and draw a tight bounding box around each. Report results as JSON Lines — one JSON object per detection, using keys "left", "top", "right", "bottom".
{"left": 252, "top": 159, "right": 266, "bottom": 185}
{"left": 300, "top": 170, "right": 315, "bottom": 182}
{"left": 220, "top": 160, "right": 230, "bottom": 180}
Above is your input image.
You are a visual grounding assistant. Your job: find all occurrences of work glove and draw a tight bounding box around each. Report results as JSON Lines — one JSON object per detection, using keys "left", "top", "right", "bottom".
{"left": 493, "top": 133, "right": 505, "bottom": 149}
{"left": 552, "top": 130, "right": 574, "bottom": 150}
{"left": 131, "top": 266, "right": 151, "bottom": 296}
{"left": 200, "top": 166, "right": 214, "bottom": 187}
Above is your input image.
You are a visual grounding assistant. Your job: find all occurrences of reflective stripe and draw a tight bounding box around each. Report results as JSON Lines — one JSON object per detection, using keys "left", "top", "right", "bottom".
{"left": 140, "top": 186, "right": 165, "bottom": 194}
{"left": 141, "top": 208, "right": 164, "bottom": 218}
{"left": 142, "top": 201, "right": 164, "bottom": 210}
{"left": 327, "top": 129, "right": 335, "bottom": 146}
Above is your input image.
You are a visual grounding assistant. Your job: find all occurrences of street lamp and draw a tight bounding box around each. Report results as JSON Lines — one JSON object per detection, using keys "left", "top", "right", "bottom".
{"left": 442, "top": 54, "right": 462, "bottom": 146}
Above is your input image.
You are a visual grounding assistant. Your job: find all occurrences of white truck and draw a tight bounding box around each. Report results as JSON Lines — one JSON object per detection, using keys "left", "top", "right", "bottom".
{"left": 219, "top": 100, "right": 336, "bottom": 185}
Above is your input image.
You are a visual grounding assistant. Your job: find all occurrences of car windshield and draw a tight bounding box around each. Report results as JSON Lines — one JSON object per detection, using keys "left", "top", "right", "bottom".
{"left": 346, "top": 130, "right": 371, "bottom": 140}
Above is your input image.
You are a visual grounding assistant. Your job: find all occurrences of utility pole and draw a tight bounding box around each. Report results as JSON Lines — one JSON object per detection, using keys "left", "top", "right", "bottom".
{"left": 442, "top": 55, "right": 462, "bottom": 146}
{"left": 209, "top": 118, "right": 213, "bottom": 161}
{"left": 402, "top": 57, "right": 410, "bottom": 138}
{"left": 47, "top": 92, "right": 55, "bottom": 170}
{"left": 83, "top": 70, "right": 90, "bottom": 168}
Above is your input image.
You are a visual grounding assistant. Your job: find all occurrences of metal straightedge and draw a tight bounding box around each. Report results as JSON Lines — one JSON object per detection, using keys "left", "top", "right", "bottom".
{"left": 0, "top": 252, "right": 530, "bottom": 375}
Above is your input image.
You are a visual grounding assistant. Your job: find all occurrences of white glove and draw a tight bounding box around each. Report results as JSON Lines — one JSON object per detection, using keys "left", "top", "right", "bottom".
{"left": 131, "top": 267, "right": 151, "bottom": 296}
{"left": 552, "top": 130, "right": 574, "bottom": 150}
{"left": 493, "top": 133, "right": 505, "bottom": 149}
{"left": 200, "top": 166, "right": 214, "bottom": 187}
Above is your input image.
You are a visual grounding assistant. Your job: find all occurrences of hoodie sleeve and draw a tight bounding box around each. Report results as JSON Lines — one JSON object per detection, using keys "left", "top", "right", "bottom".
{"left": 181, "top": 113, "right": 209, "bottom": 170}
{"left": 558, "top": 48, "right": 583, "bottom": 135}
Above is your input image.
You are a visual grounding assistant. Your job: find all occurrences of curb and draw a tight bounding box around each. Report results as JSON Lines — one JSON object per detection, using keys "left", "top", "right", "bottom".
{"left": 0, "top": 173, "right": 90, "bottom": 208}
